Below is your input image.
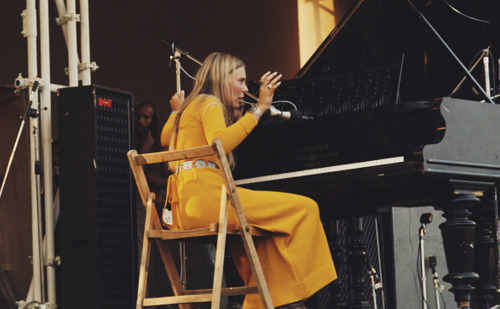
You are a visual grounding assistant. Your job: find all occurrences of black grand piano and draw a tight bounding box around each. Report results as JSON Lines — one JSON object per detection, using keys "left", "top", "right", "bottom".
{"left": 233, "top": 0, "right": 500, "bottom": 308}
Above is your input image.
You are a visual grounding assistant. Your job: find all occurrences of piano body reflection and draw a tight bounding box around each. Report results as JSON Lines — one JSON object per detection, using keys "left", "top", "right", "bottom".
{"left": 233, "top": 0, "right": 500, "bottom": 308}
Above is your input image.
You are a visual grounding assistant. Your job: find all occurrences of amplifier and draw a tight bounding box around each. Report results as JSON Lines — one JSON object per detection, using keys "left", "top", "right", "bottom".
{"left": 57, "top": 85, "right": 136, "bottom": 309}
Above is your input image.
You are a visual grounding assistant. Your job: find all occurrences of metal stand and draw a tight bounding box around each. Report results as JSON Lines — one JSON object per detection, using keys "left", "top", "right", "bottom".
{"left": 419, "top": 213, "right": 433, "bottom": 309}
{"left": 404, "top": 0, "right": 493, "bottom": 103}
{"left": 12, "top": 1, "right": 97, "bottom": 308}
{"left": 368, "top": 265, "right": 383, "bottom": 309}
{"left": 428, "top": 256, "right": 442, "bottom": 309}
{"left": 168, "top": 42, "right": 183, "bottom": 95}
{"left": 162, "top": 38, "right": 261, "bottom": 102}
{"left": 483, "top": 49, "right": 491, "bottom": 98}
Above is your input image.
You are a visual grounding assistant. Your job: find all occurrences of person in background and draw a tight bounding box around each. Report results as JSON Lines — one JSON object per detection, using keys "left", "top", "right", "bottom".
{"left": 134, "top": 100, "right": 169, "bottom": 255}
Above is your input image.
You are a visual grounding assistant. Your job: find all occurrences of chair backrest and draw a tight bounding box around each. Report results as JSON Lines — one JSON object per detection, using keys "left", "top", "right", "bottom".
{"left": 127, "top": 138, "right": 239, "bottom": 216}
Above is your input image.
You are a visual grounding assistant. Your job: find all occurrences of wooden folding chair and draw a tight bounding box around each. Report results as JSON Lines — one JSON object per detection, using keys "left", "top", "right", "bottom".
{"left": 127, "top": 138, "right": 273, "bottom": 309}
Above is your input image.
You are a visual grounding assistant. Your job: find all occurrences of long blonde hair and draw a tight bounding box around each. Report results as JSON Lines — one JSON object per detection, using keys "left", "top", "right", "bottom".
{"left": 170, "top": 52, "right": 245, "bottom": 165}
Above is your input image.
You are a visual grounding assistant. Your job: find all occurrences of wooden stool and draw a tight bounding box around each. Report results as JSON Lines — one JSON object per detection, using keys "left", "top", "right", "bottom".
{"left": 127, "top": 138, "right": 273, "bottom": 309}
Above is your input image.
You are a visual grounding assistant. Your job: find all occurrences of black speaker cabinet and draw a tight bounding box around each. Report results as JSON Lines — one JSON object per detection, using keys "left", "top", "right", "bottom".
{"left": 57, "top": 85, "right": 137, "bottom": 309}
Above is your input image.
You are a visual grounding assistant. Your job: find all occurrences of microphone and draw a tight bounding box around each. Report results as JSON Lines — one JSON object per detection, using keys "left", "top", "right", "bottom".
{"left": 267, "top": 105, "right": 304, "bottom": 123}
{"left": 242, "top": 100, "right": 313, "bottom": 123}
{"left": 420, "top": 213, "right": 433, "bottom": 225}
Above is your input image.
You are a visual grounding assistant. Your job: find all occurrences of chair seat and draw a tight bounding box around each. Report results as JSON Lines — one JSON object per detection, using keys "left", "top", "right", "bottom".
{"left": 147, "top": 224, "right": 271, "bottom": 240}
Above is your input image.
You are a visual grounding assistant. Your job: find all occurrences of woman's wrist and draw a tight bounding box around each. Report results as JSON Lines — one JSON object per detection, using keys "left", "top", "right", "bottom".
{"left": 250, "top": 105, "right": 263, "bottom": 119}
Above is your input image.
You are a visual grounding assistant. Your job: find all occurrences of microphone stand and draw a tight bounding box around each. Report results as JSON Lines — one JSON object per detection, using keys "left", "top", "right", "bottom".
{"left": 419, "top": 224, "right": 428, "bottom": 309}
{"left": 168, "top": 42, "right": 182, "bottom": 95}
{"left": 368, "top": 265, "right": 382, "bottom": 309}
{"left": 419, "top": 213, "right": 433, "bottom": 309}
{"left": 404, "top": 0, "right": 494, "bottom": 103}
{"left": 0, "top": 81, "right": 39, "bottom": 201}
{"left": 483, "top": 49, "right": 491, "bottom": 98}
{"left": 162, "top": 38, "right": 260, "bottom": 103}
{"left": 430, "top": 264, "right": 442, "bottom": 309}
{"left": 450, "top": 47, "right": 489, "bottom": 98}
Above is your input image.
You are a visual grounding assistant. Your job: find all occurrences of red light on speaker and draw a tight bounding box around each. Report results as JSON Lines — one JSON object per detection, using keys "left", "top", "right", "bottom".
{"left": 98, "top": 97, "right": 112, "bottom": 107}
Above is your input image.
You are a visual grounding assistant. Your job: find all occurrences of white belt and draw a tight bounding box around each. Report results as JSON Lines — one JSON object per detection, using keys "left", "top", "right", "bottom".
{"left": 175, "top": 160, "right": 219, "bottom": 173}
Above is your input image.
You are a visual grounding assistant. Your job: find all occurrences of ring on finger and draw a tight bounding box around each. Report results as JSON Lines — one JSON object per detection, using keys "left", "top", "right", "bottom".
{"left": 267, "top": 84, "right": 272, "bottom": 89}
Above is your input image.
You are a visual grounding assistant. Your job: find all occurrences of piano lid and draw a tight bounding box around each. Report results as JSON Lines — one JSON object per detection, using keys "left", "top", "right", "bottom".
{"left": 295, "top": 0, "right": 493, "bottom": 103}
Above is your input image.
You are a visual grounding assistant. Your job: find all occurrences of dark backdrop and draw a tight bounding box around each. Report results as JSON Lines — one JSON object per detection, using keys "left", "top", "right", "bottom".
{"left": 0, "top": 0, "right": 301, "bottom": 132}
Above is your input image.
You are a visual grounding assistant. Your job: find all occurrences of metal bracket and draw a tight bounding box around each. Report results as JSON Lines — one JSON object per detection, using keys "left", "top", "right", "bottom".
{"left": 55, "top": 13, "right": 80, "bottom": 26}
{"left": 78, "top": 61, "right": 99, "bottom": 72}
{"left": 44, "top": 256, "right": 61, "bottom": 268}
{"left": 20, "top": 8, "right": 37, "bottom": 38}
{"left": 64, "top": 62, "right": 100, "bottom": 78}
{"left": 14, "top": 73, "right": 42, "bottom": 91}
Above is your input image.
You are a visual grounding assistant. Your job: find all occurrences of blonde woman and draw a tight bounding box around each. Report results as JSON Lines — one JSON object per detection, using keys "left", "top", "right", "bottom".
{"left": 161, "top": 52, "right": 337, "bottom": 309}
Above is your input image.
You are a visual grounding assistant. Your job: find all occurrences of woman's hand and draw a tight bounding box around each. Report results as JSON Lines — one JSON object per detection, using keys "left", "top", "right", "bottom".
{"left": 254, "top": 71, "right": 282, "bottom": 117}
{"left": 170, "top": 90, "right": 185, "bottom": 112}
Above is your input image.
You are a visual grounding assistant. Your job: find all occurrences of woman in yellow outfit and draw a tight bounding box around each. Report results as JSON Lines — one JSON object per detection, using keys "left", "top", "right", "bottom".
{"left": 161, "top": 52, "right": 336, "bottom": 309}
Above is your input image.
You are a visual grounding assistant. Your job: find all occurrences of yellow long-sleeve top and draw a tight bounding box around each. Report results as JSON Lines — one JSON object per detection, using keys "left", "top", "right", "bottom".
{"left": 161, "top": 95, "right": 336, "bottom": 308}
{"left": 161, "top": 95, "right": 257, "bottom": 158}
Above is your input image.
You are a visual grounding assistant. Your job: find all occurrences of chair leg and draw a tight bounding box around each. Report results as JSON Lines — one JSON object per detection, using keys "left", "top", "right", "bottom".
{"left": 151, "top": 211, "right": 191, "bottom": 309}
{"left": 137, "top": 194, "right": 154, "bottom": 309}
{"left": 211, "top": 185, "right": 230, "bottom": 309}
{"left": 214, "top": 140, "right": 274, "bottom": 309}
{"left": 137, "top": 194, "right": 191, "bottom": 309}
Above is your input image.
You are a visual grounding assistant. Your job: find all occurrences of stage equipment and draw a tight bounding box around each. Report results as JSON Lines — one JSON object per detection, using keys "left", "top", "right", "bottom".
{"left": 57, "top": 85, "right": 136, "bottom": 309}
{"left": 451, "top": 48, "right": 496, "bottom": 103}
{"left": 14, "top": 0, "right": 98, "bottom": 307}
{"left": 368, "top": 265, "right": 383, "bottom": 309}
{"left": 162, "top": 39, "right": 305, "bottom": 118}
{"left": 419, "top": 213, "right": 433, "bottom": 309}
{"left": 428, "top": 255, "right": 442, "bottom": 309}
{"left": 232, "top": 0, "right": 500, "bottom": 308}
{"left": 163, "top": 39, "right": 201, "bottom": 95}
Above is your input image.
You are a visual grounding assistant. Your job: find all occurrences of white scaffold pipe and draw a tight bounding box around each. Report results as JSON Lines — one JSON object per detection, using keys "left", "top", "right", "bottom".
{"left": 40, "top": 0, "right": 57, "bottom": 306}
{"left": 15, "top": 74, "right": 67, "bottom": 93}
{"left": 54, "top": 0, "right": 69, "bottom": 47}
{"left": 80, "top": 0, "right": 91, "bottom": 85}
{"left": 54, "top": 0, "right": 82, "bottom": 69}
{"left": 66, "top": 0, "right": 79, "bottom": 86}
{"left": 22, "top": 0, "right": 44, "bottom": 304}
{"left": 24, "top": 189, "right": 61, "bottom": 305}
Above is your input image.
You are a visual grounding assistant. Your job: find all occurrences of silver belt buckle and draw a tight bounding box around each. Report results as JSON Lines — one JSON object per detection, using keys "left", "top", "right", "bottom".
{"left": 182, "top": 161, "right": 193, "bottom": 171}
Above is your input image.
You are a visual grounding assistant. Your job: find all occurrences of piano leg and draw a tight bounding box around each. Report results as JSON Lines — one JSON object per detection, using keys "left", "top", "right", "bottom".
{"left": 439, "top": 192, "right": 480, "bottom": 308}
{"left": 471, "top": 187, "right": 499, "bottom": 309}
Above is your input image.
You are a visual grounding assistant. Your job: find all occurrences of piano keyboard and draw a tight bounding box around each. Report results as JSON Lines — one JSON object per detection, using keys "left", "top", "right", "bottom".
{"left": 235, "top": 156, "right": 405, "bottom": 185}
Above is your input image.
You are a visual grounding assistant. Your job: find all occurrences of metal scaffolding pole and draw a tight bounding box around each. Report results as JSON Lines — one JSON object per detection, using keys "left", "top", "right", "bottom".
{"left": 66, "top": 0, "right": 79, "bottom": 86}
{"left": 15, "top": 1, "right": 97, "bottom": 307}
{"left": 40, "top": 0, "right": 57, "bottom": 306}
{"left": 21, "top": 0, "right": 44, "bottom": 305}
{"left": 80, "top": 0, "right": 91, "bottom": 85}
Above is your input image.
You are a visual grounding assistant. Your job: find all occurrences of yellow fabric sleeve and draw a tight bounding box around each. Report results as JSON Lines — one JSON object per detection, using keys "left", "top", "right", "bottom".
{"left": 160, "top": 112, "right": 177, "bottom": 147}
{"left": 202, "top": 102, "right": 258, "bottom": 154}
